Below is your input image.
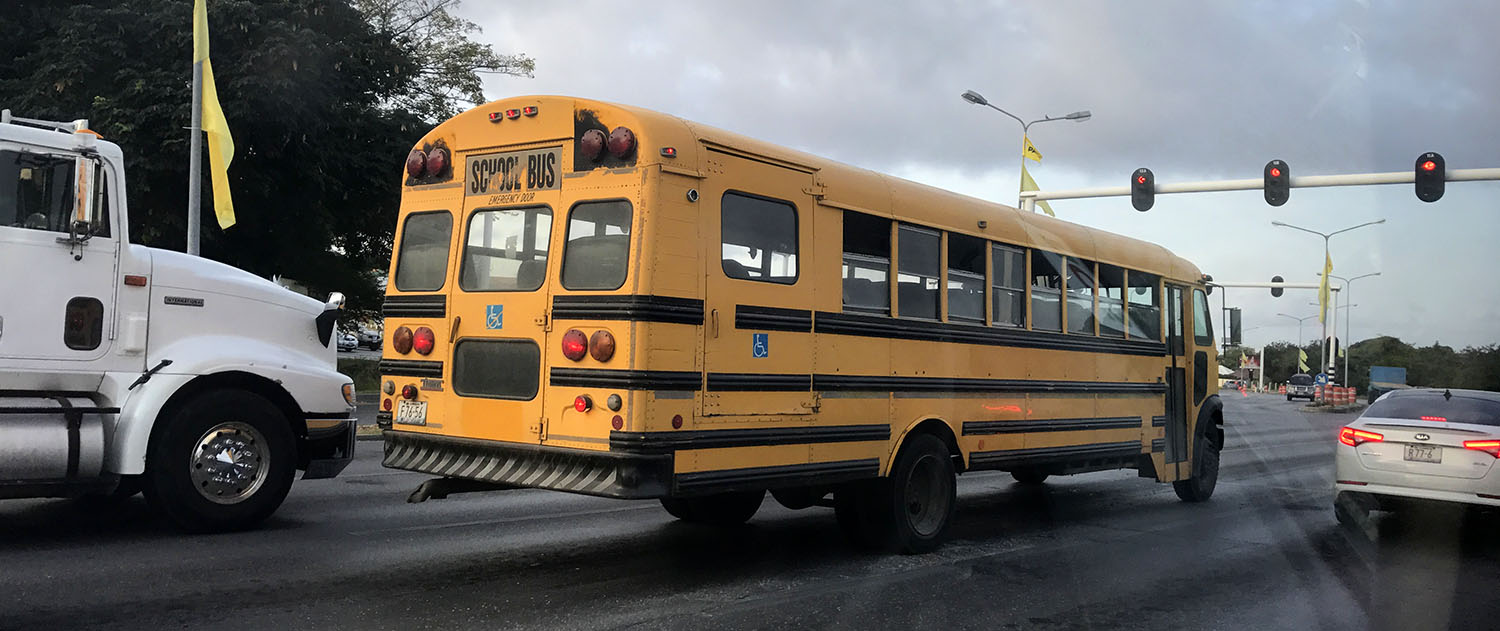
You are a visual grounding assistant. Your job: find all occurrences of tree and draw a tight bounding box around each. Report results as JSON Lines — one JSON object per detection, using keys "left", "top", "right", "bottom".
{"left": 0, "top": 0, "right": 531, "bottom": 313}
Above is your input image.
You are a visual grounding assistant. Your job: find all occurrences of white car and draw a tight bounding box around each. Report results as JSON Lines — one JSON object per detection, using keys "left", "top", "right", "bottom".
{"left": 1334, "top": 388, "right": 1500, "bottom": 524}
{"left": 337, "top": 332, "right": 359, "bottom": 352}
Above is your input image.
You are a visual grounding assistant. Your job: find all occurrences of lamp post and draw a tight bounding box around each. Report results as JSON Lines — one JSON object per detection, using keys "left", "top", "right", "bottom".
{"left": 1271, "top": 218, "right": 1385, "bottom": 379}
{"left": 1317, "top": 271, "right": 1379, "bottom": 388}
{"left": 961, "top": 90, "right": 1090, "bottom": 211}
{"left": 1277, "top": 313, "right": 1316, "bottom": 348}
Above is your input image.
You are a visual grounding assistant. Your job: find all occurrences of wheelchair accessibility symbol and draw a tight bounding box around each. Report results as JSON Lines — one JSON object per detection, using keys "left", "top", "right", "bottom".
{"left": 752, "top": 333, "right": 769, "bottom": 358}
{"left": 486, "top": 304, "right": 504, "bottom": 329}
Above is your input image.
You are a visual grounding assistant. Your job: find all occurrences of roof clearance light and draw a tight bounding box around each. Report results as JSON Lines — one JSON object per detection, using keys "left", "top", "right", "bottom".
{"left": 1464, "top": 440, "right": 1500, "bottom": 457}
{"left": 488, "top": 111, "right": 503, "bottom": 123}
{"left": 561, "top": 329, "right": 589, "bottom": 361}
{"left": 1338, "top": 426, "right": 1384, "bottom": 447}
{"left": 413, "top": 326, "right": 436, "bottom": 355}
{"left": 424, "top": 147, "right": 448, "bottom": 178}
{"left": 522, "top": 105, "right": 538, "bottom": 116}
{"left": 405, "top": 150, "right": 426, "bottom": 178}
{"left": 607, "top": 126, "right": 636, "bottom": 158}
{"left": 1420, "top": 415, "right": 1447, "bottom": 422}
{"left": 660, "top": 147, "right": 677, "bottom": 158}
{"left": 505, "top": 108, "right": 521, "bottom": 120}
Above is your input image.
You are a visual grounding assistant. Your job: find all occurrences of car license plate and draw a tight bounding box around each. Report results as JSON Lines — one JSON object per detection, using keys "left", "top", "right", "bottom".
{"left": 395, "top": 400, "right": 427, "bottom": 426}
{"left": 1404, "top": 444, "right": 1441, "bottom": 464}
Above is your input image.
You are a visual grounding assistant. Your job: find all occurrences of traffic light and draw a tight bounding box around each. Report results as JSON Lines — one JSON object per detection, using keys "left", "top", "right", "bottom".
{"left": 1229, "top": 308, "right": 1243, "bottom": 345}
{"left": 1264, "top": 159, "right": 1290, "bottom": 206}
{"left": 1415, "top": 152, "right": 1445, "bottom": 203}
{"left": 1131, "top": 168, "right": 1154, "bottom": 211}
{"left": 1270, "top": 275, "right": 1284, "bottom": 297}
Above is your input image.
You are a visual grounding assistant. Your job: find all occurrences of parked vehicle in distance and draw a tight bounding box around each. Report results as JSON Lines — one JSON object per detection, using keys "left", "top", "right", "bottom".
{"left": 1287, "top": 374, "right": 1316, "bottom": 401}
{"left": 338, "top": 332, "right": 359, "bottom": 352}
{"left": 1368, "top": 365, "right": 1410, "bottom": 404}
{"left": 359, "top": 328, "right": 382, "bottom": 350}
{"left": 1334, "top": 388, "right": 1500, "bottom": 525}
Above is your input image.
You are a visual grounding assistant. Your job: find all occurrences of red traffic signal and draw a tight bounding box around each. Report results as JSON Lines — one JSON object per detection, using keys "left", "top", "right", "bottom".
{"left": 1131, "top": 168, "right": 1154, "bottom": 211}
{"left": 1415, "top": 152, "right": 1444, "bottom": 203}
{"left": 1264, "top": 160, "right": 1290, "bottom": 206}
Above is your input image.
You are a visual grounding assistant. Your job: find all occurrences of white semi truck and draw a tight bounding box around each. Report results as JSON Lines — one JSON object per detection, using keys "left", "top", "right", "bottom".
{"left": 0, "top": 112, "right": 356, "bottom": 531}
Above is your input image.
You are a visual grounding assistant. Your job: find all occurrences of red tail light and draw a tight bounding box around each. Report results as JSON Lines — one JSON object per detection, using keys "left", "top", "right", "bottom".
{"left": 405, "top": 150, "right": 426, "bottom": 178}
{"left": 424, "top": 147, "right": 448, "bottom": 177}
{"left": 589, "top": 330, "right": 616, "bottom": 362}
{"left": 561, "top": 328, "right": 588, "bottom": 361}
{"left": 579, "top": 129, "right": 606, "bottom": 162}
{"left": 574, "top": 395, "right": 592, "bottom": 413}
{"left": 1463, "top": 440, "right": 1500, "bottom": 457}
{"left": 1338, "top": 426, "right": 1384, "bottom": 447}
{"left": 382, "top": 398, "right": 392, "bottom": 411}
{"left": 413, "top": 326, "right": 435, "bottom": 355}
{"left": 611, "top": 415, "right": 623, "bottom": 430}
{"left": 607, "top": 126, "right": 636, "bottom": 158}
{"left": 401, "top": 384, "right": 418, "bottom": 400}
{"left": 392, "top": 326, "right": 414, "bottom": 354}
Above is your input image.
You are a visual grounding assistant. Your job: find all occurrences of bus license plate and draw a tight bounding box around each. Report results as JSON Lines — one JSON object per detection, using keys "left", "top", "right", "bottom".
{"left": 1404, "top": 444, "right": 1441, "bottom": 463}
{"left": 395, "top": 400, "right": 427, "bottom": 426}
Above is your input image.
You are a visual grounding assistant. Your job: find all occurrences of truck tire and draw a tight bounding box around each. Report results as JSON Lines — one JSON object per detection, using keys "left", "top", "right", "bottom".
{"left": 860, "top": 434, "right": 957, "bottom": 554}
{"left": 659, "top": 490, "right": 764, "bottom": 525}
{"left": 1010, "top": 469, "right": 1049, "bottom": 485}
{"left": 1173, "top": 429, "right": 1220, "bottom": 502}
{"left": 143, "top": 389, "right": 296, "bottom": 533}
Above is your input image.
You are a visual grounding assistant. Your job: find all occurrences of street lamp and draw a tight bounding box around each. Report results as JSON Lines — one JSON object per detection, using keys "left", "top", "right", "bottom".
{"left": 1319, "top": 271, "right": 1380, "bottom": 387}
{"left": 1271, "top": 218, "right": 1385, "bottom": 379}
{"left": 961, "top": 89, "right": 1091, "bottom": 211}
{"left": 1277, "top": 313, "right": 1316, "bottom": 348}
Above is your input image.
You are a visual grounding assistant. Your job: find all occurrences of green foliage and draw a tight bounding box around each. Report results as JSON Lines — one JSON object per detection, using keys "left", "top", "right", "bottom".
{"left": 337, "top": 357, "right": 381, "bottom": 392}
{"left": 1260, "top": 334, "right": 1499, "bottom": 393}
{"left": 0, "top": 0, "right": 530, "bottom": 315}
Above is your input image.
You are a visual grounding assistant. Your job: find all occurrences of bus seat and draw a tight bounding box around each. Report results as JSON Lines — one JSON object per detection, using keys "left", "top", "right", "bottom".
{"left": 898, "top": 283, "right": 934, "bottom": 316}
{"left": 722, "top": 259, "right": 750, "bottom": 279}
{"left": 562, "top": 236, "right": 629, "bottom": 288}
{"left": 517, "top": 259, "right": 546, "bottom": 289}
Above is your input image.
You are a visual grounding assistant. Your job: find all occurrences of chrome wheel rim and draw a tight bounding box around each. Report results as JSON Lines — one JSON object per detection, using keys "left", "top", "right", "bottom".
{"left": 903, "top": 454, "right": 951, "bottom": 537}
{"left": 189, "top": 422, "right": 270, "bottom": 505}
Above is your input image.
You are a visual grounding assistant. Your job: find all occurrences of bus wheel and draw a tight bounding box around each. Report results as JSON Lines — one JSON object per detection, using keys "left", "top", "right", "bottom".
{"left": 1010, "top": 469, "right": 1049, "bottom": 485}
{"left": 143, "top": 389, "right": 296, "bottom": 533}
{"left": 866, "top": 434, "right": 957, "bottom": 554}
{"left": 1172, "top": 430, "right": 1220, "bottom": 502}
{"left": 659, "top": 490, "right": 764, "bottom": 526}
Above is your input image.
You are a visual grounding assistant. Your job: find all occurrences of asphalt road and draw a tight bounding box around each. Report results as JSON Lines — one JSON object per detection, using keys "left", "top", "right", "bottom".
{"left": 2, "top": 396, "right": 1496, "bottom": 630}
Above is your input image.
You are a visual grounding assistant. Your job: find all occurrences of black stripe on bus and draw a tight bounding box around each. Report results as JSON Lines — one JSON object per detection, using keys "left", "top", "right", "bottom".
{"left": 382, "top": 294, "right": 447, "bottom": 318}
{"left": 550, "top": 367, "right": 702, "bottom": 390}
{"left": 379, "top": 359, "right": 444, "bottom": 379}
{"left": 962, "top": 416, "right": 1143, "bottom": 436}
{"left": 1151, "top": 438, "right": 1166, "bottom": 453}
{"left": 1151, "top": 415, "right": 1168, "bottom": 427}
{"left": 706, "top": 373, "right": 812, "bottom": 391}
{"left": 814, "top": 311, "right": 1167, "bottom": 357}
{"left": 675, "top": 458, "right": 880, "bottom": 493}
{"left": 611, "top": 424, "right": 889, "bottom": 454}
{"left": 551, "top": 295, "right": 704, "bottom": 325}
{"left": 734, "top": 305, "right": 813, "bottom": 332}
{"left": 969, "top": 441, "right": 1142, "bottom": 470}
{"left": 813, "top": 374, "right": 1166, "bottom": 395}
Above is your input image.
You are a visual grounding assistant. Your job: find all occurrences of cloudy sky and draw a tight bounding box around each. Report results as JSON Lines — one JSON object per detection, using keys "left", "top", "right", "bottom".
{"left": 457, "top": 0, "right": 1499, "bottom": 350}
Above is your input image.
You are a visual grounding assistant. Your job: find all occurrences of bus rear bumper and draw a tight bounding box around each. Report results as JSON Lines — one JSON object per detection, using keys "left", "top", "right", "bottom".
{"left": 381, "top": 430, "right": 673, "bottom": 499}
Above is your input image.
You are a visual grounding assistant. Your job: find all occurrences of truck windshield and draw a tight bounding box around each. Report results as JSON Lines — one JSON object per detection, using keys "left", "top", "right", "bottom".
{"left": 1289, "top": 374, "right": 1313, "bottom": 386}
{"left": 1, "top": 150, "right": 74, "bottom": 233}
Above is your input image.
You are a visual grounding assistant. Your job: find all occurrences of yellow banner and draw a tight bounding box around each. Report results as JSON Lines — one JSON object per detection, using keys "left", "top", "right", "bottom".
{"left": 1020, "top": 165, "right": 1054, "bottom": 217}
{"left": 1298, "top": 349, "right": 1309, "bottom": 372}
{"left": 194, "top": 0, "right": 236, "bottom": 230}
{"left": 1022, "top": 136, "right": 1042, "bottom": 162}
{"left": 1317, "top": 253, "right": 1332, "bottom": 323}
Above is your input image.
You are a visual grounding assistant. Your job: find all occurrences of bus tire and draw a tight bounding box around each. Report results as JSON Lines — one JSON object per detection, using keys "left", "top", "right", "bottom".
{"left": 659, "top": 490, "right": 764, "bottom": 526}
{"left": 143, "top": 389, "right": 297, "bottom": 533}
{"left": 1172, "top": 430, "right": 1220, "bottom": 503}
{"left": 1010, "top": 469, "right": 1049, "bottom": 485}
{"left": 865, "top": 434, "right": 957, "bottom": 554}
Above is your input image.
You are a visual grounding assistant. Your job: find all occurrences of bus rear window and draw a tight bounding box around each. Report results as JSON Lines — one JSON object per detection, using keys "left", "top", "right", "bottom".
{"left": 460, "top": 206, "right": 552, "bottom": 292}
{"left": 393, "top": 211, "right": 453, "bottom": 292}
{"left": 562, "top": 200, "right": 632, "bottom": 290}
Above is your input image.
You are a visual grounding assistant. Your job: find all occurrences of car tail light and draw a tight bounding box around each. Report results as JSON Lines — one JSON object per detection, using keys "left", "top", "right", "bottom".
{"left": 392, "top": 326, "right": 414, "bottom": 354}
{"left": 561, "top": 329, "right": 588, "bottom": 361}
{"left": 405, "top": 150, "right": 426, "bottom": 178}
{"left": 1463, "top": 440, "right": 1500, "bottom": 457}
{"left": 401, "top": 384, "right": 418, "bottom": 400}
{"left": 579, "top": 129, "right": 606, "bottom": 162}
{"left": 574, "top": 395, "right": 592, "bottom": 413}
{"left": 413, "top": 326, "right": 435, "bottom": 355}
{"left": 589, "top": 330, "right": 615, "bottom": 362}
{"left": 607, "top": 127, "right": 636, "bottom": 158}
{"left": 1338, "top": 426, "right": 1384, "bottom": 447}
{"left": 424, "top": 147, "right": 448, "bottom": 177}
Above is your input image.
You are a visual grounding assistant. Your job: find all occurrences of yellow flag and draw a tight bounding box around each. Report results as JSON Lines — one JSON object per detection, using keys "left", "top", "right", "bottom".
{"left": 1019, "top": 165, "right": 1054, "bottom": 217}
{"left": 1298, "top": 349, "right": 1309, "bottom": 372}
{"left": 1022, "top": 136, "right": 1042, "bottom": 162}
{"left": 194, "top": 0, "right": 236, "bottom": 230}
{"left": 1317, "top": 253, "right": 1332, "bottom": 323}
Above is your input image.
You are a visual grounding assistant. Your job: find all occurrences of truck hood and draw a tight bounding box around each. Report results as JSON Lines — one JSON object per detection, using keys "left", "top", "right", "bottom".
{"left": 146, "top": 246, "right": 323, "bottom": 315}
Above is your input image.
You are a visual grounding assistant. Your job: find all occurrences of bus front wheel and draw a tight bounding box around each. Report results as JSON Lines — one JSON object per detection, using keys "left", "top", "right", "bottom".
{"left": 659, "top": 490, "right": 764, "bottom": 526}
{"left": 1172, "top": 429, "right": 1220, "bottom": 502}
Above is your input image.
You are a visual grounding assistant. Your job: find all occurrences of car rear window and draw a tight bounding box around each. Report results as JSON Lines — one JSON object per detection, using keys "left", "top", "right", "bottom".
{"left": 1365, "top": 392, "right": 1500, "bottom": 426}
{"left": 1289, "top": 374, "right": 1313, "bottom": 386}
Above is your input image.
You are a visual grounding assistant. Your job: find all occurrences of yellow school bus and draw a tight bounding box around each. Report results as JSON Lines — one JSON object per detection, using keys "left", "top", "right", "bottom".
{"left": 377, "top": 96, "right": 1223, "bottom": 552}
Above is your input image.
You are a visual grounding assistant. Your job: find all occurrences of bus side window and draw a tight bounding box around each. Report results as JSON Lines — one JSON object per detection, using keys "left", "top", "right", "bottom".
{"left": 991, "top": 244, "right": 1025, "bottom": 327}
{"left": 1128, "top": 271, "right": 1161, "bottom": 340}
{"left": 1098, "top": 264, "right": 1126, "bottom": 337}
{"left": 1192, "top": 288, "right": 1214, "bottom": 346}
{"left": 946, "top": 232, "right": 985, "bottom": 323}
{"left": 1030, "top": 250, "right": 1064, "bottom": 332}
{"left": 721, "top": 192, "right": 797, "bottom": 284}
{"left": 841, "top": 211, "right": 891, "bottom": 314}
{"left": 896, "top": 225, "right": 939, "bottom": 320}
{"left": 1065, "top": 257, "right": 1097, "bottom": 335}
{"left": 394, "top": 211, "right": 454, "bottom": 292}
